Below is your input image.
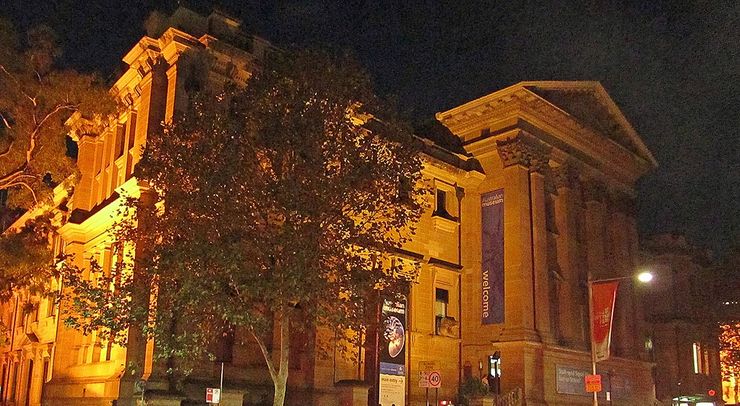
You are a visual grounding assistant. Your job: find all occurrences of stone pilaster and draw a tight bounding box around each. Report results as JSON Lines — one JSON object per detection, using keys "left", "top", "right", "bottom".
{"left": 607, "top": 190, "right": 638, "bottom": 358}
{"left": 529, "top": 161, "right": 555, "bottom": 344}
{"left": 494, "top": 135, "right": 553, "bottom": 342}
{"left": 552, "top": 164, "right": 585, "bottom": 348}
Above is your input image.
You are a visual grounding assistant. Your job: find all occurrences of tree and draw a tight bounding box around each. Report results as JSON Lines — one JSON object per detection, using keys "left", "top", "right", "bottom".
{"left": 0, "top": 18, "right": 113, "bottom": 210}
{"left": 720, "top": 322, "right": 740, "bottom": 403}
{"left": 0, "top": 19, "right": 113, "bottom": 310}
{"left": 62, "top": 50, "right": 428, "bottom": 406}
{"left": 0, "top": 213, "right": 56, "bottom": 301}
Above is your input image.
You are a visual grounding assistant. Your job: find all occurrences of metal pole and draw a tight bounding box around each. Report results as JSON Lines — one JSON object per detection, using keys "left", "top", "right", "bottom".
{"left": 219, "top": 362, "right": 224, "bottom": 405}
{"left": 425, "top": 387, "right": 429, "bottom": 406}
{"left": 435, "top": 387, "right": 438, "bottom": 406}
{"left": 588, "top": 280, "right": 598, "bottom": 406}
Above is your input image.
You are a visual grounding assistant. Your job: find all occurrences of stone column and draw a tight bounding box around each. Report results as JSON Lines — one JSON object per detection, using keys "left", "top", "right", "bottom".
{"left": 582, "top": 179, "right": 608, "bottom": 279}
{"left": 494, "top": 135, "right": 551, "bottom": 342}
{"left": 581, "top": 178, "right": 607, "bottom": 357}
{"left": 552, "top": 165, "right": 583, "bottom": 348}
{"left": 529, "top": 155, "right": 554, "bottom": 344}
{"left": 609, "top": 192, "right": 638, "bottom": 358}
{"left": 71, "top": 135, "right": 102, "bottom": 211}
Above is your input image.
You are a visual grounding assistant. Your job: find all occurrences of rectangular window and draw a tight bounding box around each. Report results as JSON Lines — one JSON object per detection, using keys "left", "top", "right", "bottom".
{"left": 127, "top": 112, "right": 138, "bottom": 150}
{"left": 115, "top": 124, "right": 126, "bottom": 159}
{"left": 435, "top": 288, "right": 449, "bottom": 335}
{"left": 435, "top": 189, "right": 448, "bottom": 217}
{"left": 105, "top": 341, "right": 113, "bottom": 362}
{"left": 692, "top": 342, "right": 702, "bottom": 374}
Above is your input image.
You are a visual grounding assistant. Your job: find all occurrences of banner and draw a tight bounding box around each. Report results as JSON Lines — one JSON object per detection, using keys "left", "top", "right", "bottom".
{"left": 590, "top": 281, "right": 619, "bottom": 362}
{"left": 379, "top": 299, "right": 406, "bottom": 406}
{"left": 481, "top": 189, "right": 505, "bottom": 324}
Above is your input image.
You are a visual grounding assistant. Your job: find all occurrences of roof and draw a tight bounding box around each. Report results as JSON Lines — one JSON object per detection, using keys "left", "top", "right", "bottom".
{"left": 437, "top": 81, "right": 658, "bottom": 168}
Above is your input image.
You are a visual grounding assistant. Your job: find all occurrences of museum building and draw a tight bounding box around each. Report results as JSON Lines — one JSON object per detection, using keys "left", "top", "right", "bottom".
{"left": 1, "top": 8, "right": 663, "bottom": 406}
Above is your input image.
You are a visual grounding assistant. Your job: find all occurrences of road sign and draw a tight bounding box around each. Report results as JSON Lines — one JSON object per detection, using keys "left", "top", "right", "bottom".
{"left": 419, "top": 370, "right": 442, "bottom": 388}
{"left": 584, "top": 374, "right": 602, "bottom": 393}
{"left": 419, "top": 361, "right": 436, "bottom": 370}
{"left": 134, "top": 379, "right": 146, "bottom": 394}
{"left": 206, "top": 387, "right": 221, "bottom": 404}
{"left": 428, "top": 371, "right": 441, "bottom": 388}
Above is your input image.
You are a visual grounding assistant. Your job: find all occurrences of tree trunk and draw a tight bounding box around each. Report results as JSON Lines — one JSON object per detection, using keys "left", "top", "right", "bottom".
{"left": 272, "top": 315, "right": 290, "bottom": 406}
{"left": 252, "top": 310, "right": 290, "bottom": 406}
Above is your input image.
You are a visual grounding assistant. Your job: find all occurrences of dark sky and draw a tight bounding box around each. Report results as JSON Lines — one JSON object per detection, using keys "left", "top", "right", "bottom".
{"left": 3, "top": 1, "right": 739, "bottom": 256}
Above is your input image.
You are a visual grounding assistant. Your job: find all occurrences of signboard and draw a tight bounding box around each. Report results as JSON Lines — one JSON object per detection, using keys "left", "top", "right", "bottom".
{"left": 206, "top": 387, "right": 221, "bottom": 404}
{"left": 419, "top": 370, "right": 442, "bottom": 388}
{"left": 590, "top": 281, "right": 619, "bottom": 362}
{"left": 585, "top": 374, "right": 602, "bottom": 393}
{"left": 379, "top": 299, "right": 407, "bottom": 406}
{"left": 419, "top": 361, "right": 436, "bottom": 371}
{"left": 556, "top": 366, "right": 589, "bottom": 395}
{"left": 134, "top": 379, "right": 146, "bottom": 394}
{"left": 556, "top": 366, "right": 629, "bottom": 399}
{"left": 379, "top": 374, "right": 405, "bottom": 406}
{"left": 481, "top": 189, "right": 505, "bottom": 324}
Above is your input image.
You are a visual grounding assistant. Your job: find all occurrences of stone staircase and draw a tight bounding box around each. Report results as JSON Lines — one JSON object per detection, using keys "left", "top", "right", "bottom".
{"left": 470, "top": 387, "right": 523, "bottom": 406}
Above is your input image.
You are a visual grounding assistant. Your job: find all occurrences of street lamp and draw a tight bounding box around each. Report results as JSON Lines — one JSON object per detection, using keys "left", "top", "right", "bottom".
{"left": 587, "top": 271, "right": 654, "bottom": 406}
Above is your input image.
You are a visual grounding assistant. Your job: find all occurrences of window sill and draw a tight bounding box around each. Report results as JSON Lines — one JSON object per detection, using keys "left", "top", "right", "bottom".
{"left": 432, "top": 214, "right": 459, "bottom": 233}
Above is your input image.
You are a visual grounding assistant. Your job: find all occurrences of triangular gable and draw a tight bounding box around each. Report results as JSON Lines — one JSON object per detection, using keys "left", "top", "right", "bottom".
{"left": 519, "top": 81, "right": 657, "bottom": 167}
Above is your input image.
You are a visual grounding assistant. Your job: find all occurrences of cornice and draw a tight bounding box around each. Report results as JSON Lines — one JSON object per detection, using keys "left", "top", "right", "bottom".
{"left": 494, "top": 132, "right": 551, "bottom": 170}
{"left": 437, "top": 83, "right": 656, "bottom": 187}
{"left": 58, "top": 178, "right": 142, "bottom": 244}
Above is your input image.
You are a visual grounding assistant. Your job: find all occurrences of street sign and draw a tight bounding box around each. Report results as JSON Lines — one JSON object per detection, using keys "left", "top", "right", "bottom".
{"left": 206, "top": 387, "right": 221, "bottom": 404}
{"left": 584, "top": 374, "right": 602, "bottom": 393}
{"left": 419, "top": 361, "right": 436, "bottom": 370}
{"left": 134, "top": 379, "right": 146, "bottom": 394}
{"left": 419, "top": 370, "right": 442, "bottom": 388}
{"left": 428, "top": 371, "right": 441, "bottom": 388}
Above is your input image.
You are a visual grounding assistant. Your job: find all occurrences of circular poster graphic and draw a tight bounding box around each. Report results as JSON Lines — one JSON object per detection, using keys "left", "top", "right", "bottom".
{"left": 385, "top": 316, "right": 405, "bottom": 358}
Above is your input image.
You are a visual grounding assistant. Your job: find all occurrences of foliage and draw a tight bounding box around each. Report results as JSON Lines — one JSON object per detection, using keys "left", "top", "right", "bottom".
{"left": 0, "top": 213, "right": 56, "bottom": 301}
{"left": 720, "top": 322, "right": 740, "bottom": 393}
{"left": 0, "top": 18, "right": 114, "bottom": 209}
{"left": 458, "top": 376, "right": 489, "bottom": 406}
{"left": 62, "top": 49, "right": 428, "bottom": 405}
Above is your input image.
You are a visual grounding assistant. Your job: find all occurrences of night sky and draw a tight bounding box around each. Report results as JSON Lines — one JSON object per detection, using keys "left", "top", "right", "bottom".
{"left": 3, "top": 1, "right": 738, "bottom": 256}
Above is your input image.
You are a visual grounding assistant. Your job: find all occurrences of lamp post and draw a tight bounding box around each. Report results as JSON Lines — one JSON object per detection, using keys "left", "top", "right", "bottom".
{"left": 587, "top": 271, "right": 653, "bottom": 406}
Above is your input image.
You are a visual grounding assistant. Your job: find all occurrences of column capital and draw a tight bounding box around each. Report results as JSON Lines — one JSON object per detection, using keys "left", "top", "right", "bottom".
{"left": 495, "top": 134, "right": 551, "bottom": 171}
{"left": 581, "top": 178, "right": 607, "bottom": 203}
{"left": 609, "top": 190, "right": 637, "bottom": 216}
{"left": 553, "top": 164, "right": 580, "bottom": 190}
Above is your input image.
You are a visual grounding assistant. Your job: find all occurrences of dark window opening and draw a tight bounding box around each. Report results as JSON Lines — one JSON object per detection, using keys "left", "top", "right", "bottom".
{"left": 434, "top": 189, "right": 452, "bottom": 219}
{"left": 435, "top": 288, "right": 449, "bottom": 335}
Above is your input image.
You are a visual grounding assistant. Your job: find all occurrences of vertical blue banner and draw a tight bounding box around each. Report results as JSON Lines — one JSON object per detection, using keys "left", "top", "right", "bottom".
{"left": 379, "top": 299, "right": 406, "bottom": 406}
{"left": 481, "top": 189, "right": 504, "bottom": 324}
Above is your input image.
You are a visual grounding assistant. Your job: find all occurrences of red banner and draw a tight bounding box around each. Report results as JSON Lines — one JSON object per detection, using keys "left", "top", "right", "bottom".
{"left": 590, "top": 281, "right": 619, "bottom": 362}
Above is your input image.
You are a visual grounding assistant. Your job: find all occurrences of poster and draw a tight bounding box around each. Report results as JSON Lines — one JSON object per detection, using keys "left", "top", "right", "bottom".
{"left": 379, "top": 299, "right": 406, "bottom": 406}
{"left": 590, "top": 281, "right": 619, "bottom": 362}
{"left": 481, "top": 189, "right": 505, "bottom": 324}
{"left": 379, "top": 374, "right": 406, "bottom": 406}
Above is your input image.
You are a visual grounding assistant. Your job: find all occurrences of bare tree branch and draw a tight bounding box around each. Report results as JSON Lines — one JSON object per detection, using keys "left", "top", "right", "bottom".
{"left": 0, "top": 140, "right": 14, "bottom": 159}
{"left": 0, "top": 64, "right": 37, "bottom": 107}
{"left": 25, "top": 103, "right": 77, "bottom": 164}
{"left": 0, "top": 111, "right": 11, "bottom": 130}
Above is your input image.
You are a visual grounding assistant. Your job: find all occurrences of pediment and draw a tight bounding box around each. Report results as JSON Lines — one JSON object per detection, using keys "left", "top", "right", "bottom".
{"left": 519, "top": 81, "right": 657, "bottom": 167}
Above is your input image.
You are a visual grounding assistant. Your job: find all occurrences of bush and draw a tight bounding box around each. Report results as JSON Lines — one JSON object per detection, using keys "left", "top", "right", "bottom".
{"left": 458, "top": 376, "right": 488, "bottom": 405}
